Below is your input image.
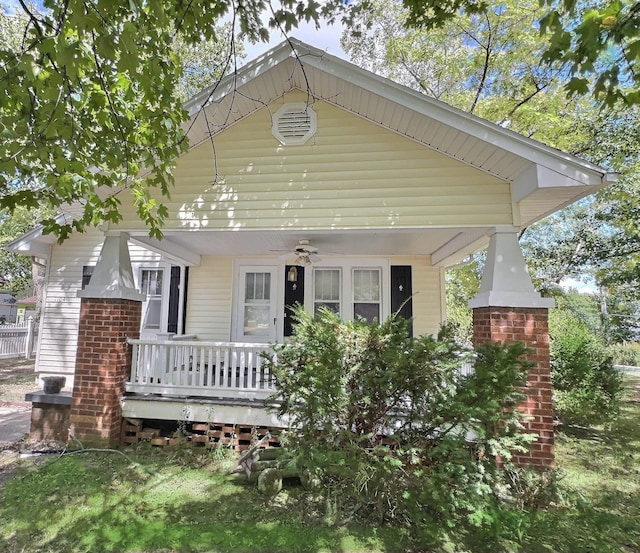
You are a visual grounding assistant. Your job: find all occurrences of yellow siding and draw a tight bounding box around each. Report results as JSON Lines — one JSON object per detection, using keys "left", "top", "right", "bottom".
{"left": 117, "top": 91, "right": 512, "bottom": 231}
{"left": 184, "top": 256, "right": 233, "bottom": 340}
{"left": 393, "top": 256, "right": 444, "bottom": 336}
{"left": 36, "top": 230, "right": 163, "bottom": 385}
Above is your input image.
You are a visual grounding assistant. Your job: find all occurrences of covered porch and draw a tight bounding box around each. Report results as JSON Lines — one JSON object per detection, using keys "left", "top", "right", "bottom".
{"left": 119, "top": 224, "right": 491, "bottom": 420}
{"left": 68, "top": 224, "right": 558, "bottom": 468}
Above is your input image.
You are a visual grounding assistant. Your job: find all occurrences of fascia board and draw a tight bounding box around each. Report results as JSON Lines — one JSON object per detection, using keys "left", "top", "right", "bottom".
{"left": 512, "top": 164, "right": 614, "bottom": 203}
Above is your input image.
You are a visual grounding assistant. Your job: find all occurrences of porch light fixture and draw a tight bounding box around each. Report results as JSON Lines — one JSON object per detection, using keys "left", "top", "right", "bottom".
{"left": 287, "top": 266, "right": 298, "bottom": 282}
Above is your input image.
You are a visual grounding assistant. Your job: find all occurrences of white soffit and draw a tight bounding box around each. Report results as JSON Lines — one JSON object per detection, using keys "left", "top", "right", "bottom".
{"left": 127, "top": 227, "right": 492, "bottom": 264}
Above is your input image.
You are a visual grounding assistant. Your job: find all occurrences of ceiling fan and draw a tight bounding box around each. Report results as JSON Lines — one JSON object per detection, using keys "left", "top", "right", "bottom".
{"left": 277, "top": 239, "right": 321, "bottom": 265}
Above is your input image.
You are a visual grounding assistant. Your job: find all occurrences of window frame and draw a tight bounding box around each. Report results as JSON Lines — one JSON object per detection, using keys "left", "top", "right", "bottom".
{"left": 306, "top": 259, "right": 389, "bottom": 323}
{"left": 352, "top": 267, "right": 382, "bottom": 324}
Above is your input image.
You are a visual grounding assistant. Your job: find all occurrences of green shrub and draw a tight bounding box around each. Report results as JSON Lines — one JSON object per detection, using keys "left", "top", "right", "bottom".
{"left": 550, "top": 309, "right": 623, "bottom": 426}
{"left": 608, "top": 341, "right": 640, "bottom": 367}
{"left": 265, "top": 307, "right": 536, "bottom": 537}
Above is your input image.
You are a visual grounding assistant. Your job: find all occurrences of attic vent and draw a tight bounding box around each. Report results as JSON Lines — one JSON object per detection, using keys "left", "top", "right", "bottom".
{"left": 272, "top": 103, "right": 317, "bottom": 145}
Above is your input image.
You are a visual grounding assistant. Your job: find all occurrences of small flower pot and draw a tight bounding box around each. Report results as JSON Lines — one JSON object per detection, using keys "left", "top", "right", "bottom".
{"left": 42, "top": 376, "right": 66, "bottom": 394}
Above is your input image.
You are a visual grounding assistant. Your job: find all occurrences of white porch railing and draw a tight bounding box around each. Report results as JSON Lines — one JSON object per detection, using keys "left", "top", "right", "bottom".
{"left": 126, "top": 339, "right": 276, "bottom": 400}
{"left": 127, "top": 338, "right": 477, "bottom": 403}
{"left": 0, "top": 317, "right": 37, "bottom": 359}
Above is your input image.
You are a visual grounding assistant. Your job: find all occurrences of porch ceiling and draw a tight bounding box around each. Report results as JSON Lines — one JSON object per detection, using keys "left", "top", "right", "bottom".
{"left": 130, "top": 227, "right": 492, "bottom": 267}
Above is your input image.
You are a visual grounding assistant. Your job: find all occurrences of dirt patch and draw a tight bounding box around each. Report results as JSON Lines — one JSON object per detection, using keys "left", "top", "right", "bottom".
{"left": 0, "top": 439, "right": 64, "bottom": 492}
{"left": 0, "top": 358, "right": 37, "bottom": 405}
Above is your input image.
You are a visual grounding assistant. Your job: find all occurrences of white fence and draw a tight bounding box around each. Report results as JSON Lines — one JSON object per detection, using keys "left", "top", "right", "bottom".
{"left": 0, "top": 317, "right": 37, "bottom": 359}
{"left": 127, "top": 338, "right": 275, "bottom": 400}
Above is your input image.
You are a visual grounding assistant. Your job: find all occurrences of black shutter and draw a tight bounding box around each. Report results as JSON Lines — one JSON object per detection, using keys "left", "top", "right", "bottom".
{"left": 391, "top": 265, "right": 413, "bottom": 336}
{"left": 167, "top": 266, "right": 181, "bottom": 334}
{"left": 284, "top": 265, "right": 305, "bottom": 337}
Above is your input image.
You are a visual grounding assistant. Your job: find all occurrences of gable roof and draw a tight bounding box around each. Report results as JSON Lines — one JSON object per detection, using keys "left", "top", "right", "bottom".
{"left": 184, "top": 37, "right": 615, "bottom": 228}
{"left": 7, "top": 38, "right": 615, "bottom": 266}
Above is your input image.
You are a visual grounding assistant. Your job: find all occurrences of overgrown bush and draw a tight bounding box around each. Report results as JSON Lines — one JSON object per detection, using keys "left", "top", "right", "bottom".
{"left": 550, "top": 309, "right": 623, "bottom": 426}
{"left": 265, "top": 307, "right": 536, "bottom": 537}
{"left": 608, "top": 341, "right": 640, "bottom": 367}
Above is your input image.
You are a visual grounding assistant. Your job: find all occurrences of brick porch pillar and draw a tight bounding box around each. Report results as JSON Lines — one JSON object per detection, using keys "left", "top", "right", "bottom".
{"left": 469, "top": 227, "right": 555, "bottom": 469}
{"left": 69, "top": 298, "right": 141, "bottom": 447}
{"left": 472, "top": 307, "right": 553, "bottom": 469}
{"left": 68, "top": 232, "right": 144, "bottom": 448}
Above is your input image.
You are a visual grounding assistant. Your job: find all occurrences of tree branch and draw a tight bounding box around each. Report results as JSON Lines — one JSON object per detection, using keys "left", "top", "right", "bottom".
{"left": 468, "top": 13, "right": 492, "bottom": 114}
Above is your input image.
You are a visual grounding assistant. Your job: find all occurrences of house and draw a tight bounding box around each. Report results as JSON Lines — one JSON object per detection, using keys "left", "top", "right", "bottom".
{"left": 15, "top": 295, "right": 37, "bottom": 324}
{"left": 0, "top": 291, "right": 17, "bottom": 324}
{"left": 8, "top": 38, "right": 615, "bottom": 467}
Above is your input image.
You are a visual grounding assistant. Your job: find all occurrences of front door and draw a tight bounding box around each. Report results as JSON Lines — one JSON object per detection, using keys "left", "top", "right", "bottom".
{"left": 234, "top": 267, "right": 277, "bottom": 343}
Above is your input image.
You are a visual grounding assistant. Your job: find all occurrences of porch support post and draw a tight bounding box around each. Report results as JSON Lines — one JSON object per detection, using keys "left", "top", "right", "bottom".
{"left": 69, "top": 232, "right": 145, "bottom": 448}
{"left": 469, "top": 227, "right": 555, "bottom": 469}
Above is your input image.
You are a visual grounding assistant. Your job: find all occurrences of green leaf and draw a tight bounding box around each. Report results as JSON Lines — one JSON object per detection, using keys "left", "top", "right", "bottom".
{"left": 566, "top": 77, "right": 590, "bottom": 95}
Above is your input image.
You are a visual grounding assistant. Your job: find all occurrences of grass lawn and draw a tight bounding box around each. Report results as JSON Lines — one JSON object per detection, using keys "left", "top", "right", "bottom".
{"left": 0, "top": 358, "right": 37, "bottom": 404}
{"left": 520, "top": 372, "right": 640, "bottom": 553}
{"left": 0, "top": 374, "right": 638, "bottom": 553}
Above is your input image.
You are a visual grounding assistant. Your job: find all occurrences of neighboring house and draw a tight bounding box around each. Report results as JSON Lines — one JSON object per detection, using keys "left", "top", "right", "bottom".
{"left": 0, "top": 291, "right": 17, "bottom": 324}
{"left": 15, "top": 295, "right": 37, "bottom": 324}
{"left": 8, "top": 39, "right": 615, "bottom": 466}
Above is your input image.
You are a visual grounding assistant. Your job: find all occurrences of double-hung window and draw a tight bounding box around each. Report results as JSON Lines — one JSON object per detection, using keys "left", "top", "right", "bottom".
{"left": 312, "top": 262, "right": 387, "bottom": 324}
{"left": 140, "top": 269, "right": 163, "bottom": 331}
{"left": 313, "top": 268, "right": 341, "bottom": 315}
{"left": 353, "top": 268, "right": 381, "bottom": 324}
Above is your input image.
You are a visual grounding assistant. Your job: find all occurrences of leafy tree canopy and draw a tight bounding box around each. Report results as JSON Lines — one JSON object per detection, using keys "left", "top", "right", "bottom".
{"left": 399, "top": 0, "right": 640, "bottom": 108}
{"left": 0, "top": 206, "right": 52, "bottom": 296}
{"left": 1, "top": 0, "right": 638, "bottom": 241}
{"left": 344, "top": 0, "right": 622, "bottom": 153}
{"left": 0, "top": 0, "right": 359, "bottom": 240}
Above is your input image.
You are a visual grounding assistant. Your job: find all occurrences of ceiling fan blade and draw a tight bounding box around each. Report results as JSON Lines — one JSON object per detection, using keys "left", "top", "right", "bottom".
{"left": 278, "top": 251, "right": 295, "bottom": 260}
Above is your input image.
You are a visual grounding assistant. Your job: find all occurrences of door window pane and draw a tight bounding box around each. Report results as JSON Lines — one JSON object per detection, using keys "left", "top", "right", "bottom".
{"left": 143, "top": 299, "right": 162, "bottom": 329}
{"left": 245, "top": 272, "right": 270, "bottom": 301}
{"left": 243, "top": 306, "right": 271, "bottom": 336}
{"left": 243, "top": 272, "right": 272, "bottom": 337}
{"left": 314, "top": 269, "right": 341, "bottom": 315}
{"left": 141, "top": 269, "right": 163, "bottom": 296}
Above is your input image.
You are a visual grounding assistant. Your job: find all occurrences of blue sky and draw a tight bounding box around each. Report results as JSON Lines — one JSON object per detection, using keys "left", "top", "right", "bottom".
{"left": 242, "top": 18, "right": 347, "bottom": 61}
